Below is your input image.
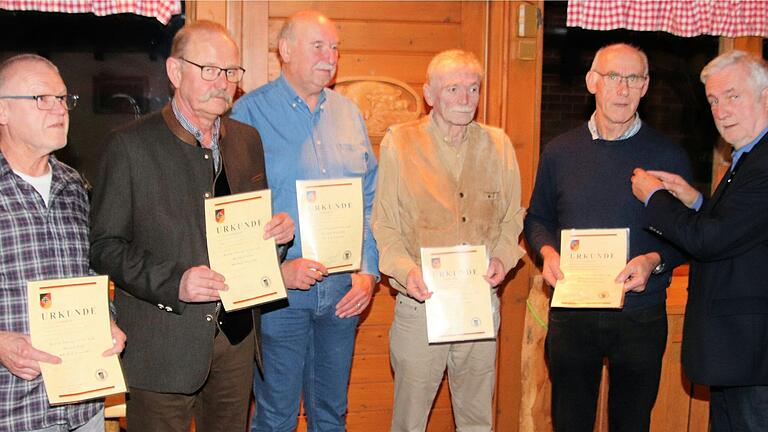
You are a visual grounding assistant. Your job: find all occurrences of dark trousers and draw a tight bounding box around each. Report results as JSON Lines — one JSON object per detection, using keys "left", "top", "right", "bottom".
{"left": 546, "top": 303, "right": 667, "bottom": 432}
{"left": 126, "top": 330, "right": 255, "bottom": 432}
{"left": 710, "top": 385, "right": 768, "bottom": 431}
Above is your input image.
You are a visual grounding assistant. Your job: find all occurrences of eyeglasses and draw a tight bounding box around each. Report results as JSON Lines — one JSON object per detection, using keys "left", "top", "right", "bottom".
{"left": 591, "top": 71, "right": 647, "bottom": 90}
{"left": 179, "top": 58, "right": 245, "bottom": 83}
{"left": 0, "top": 94, "right": 79, "bottom": 110}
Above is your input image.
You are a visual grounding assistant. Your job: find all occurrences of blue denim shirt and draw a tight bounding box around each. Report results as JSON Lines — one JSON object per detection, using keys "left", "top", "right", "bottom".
{"left": 231, "top": 75, "right": 379, "bottom": 308}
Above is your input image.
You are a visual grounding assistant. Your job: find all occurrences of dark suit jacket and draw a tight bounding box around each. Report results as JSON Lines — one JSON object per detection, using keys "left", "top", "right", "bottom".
{"left": 90, "top": 105, "right": 266, "bottom": 393}
{"left": 645, "top": 133, "right": 768, "bottom": 386}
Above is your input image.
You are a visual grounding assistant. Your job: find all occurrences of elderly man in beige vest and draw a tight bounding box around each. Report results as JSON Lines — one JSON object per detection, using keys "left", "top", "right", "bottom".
{"left": 372, "top": 49, "right": 525, "bottom": 432}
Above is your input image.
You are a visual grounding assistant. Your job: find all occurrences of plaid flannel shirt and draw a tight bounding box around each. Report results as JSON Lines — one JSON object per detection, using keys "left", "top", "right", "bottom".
{"left": 0, "top": 152, "right": 101, "bottom": 431}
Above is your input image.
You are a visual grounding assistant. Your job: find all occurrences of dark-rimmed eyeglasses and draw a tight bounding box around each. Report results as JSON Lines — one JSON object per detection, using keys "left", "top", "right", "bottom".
{"left": 179, "top": 58, "right": 245, "bottom": 83}
{"left": 591, "top": 71, "right": 648, "bottom": 90}
{"left": 0, "top": 94, "right": 79, "bottom": 111}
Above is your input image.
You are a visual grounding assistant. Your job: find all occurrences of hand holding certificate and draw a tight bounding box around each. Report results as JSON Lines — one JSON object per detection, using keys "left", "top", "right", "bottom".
{"left": 421, "top": 245, "right": 495, "bottom": 343}
{"left": 551, "top": 228, "right": 629, "bottom": 308}
{"left": 296, "top": 178, "right": 363, "bottom": 273}
{"left": 27, "top": 275, "right": 126, "bottom": 405}
{"left": 205, "top": 190, "right": 287, "bottom": 311}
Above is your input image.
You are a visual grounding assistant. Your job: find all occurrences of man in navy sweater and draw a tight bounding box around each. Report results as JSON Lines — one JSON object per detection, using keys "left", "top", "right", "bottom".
{"left": 525, "top": 43, "right": 691, "bottom": 432}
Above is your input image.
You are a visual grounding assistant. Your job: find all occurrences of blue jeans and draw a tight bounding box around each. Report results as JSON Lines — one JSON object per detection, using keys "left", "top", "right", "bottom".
{"left": 546, "top": 303, "right": 668, "bottom": 432}
{"left": 710, "top": 385, "right": 768, "bottom": 431}
{"left": 28, "top": 411, "right": 103, "bottom": 432}
{"left": 252, "top": 274, "right": 359, "bottom": 432}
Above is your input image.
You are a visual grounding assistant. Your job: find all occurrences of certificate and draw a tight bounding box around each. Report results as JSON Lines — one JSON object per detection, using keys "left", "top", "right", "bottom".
{"left": 296, "top": 178, "right": 363, "bottom": 273}
{"left": 551, "top": 228, "right": 629, "bottom": 308}
{"left": 205, "top": 190, "right": 287, "bottom": 311}
{"left": 27, "top": 275, "right": 126, "bottom": 405}
{"left": 421, "top": 245, "right": 495, "bottom": 343}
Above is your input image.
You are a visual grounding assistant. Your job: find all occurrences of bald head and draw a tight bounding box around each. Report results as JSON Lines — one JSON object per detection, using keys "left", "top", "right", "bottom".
{"left": 278, "top": 10, "right": 335, "bottom": 47}
{"left": 171, "top": 20, "right": 239, "bottom": 60}
{"left": 0, "top": 54, "right": 59, "bottom": 94}
{"left": 591, "top": 43, "right": 648, "bottom": 76}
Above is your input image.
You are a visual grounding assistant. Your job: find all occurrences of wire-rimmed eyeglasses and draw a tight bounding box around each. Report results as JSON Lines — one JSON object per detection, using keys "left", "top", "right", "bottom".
{"left": 179, "top": 57, "right": 245, "bottom": 83}
{"left": 591, "top": 70, "right": 648, "bottom": 90}
{"left": 0, "top": 94, "right": 79, "bottom": 111}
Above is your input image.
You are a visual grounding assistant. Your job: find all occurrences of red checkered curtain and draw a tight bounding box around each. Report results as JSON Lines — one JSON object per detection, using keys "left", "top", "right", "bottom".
{"left": 567, "top": 0, "right": 768, "bottom": 38}
{"left": 0, "top": 0, "right": 181, "bottom": 24}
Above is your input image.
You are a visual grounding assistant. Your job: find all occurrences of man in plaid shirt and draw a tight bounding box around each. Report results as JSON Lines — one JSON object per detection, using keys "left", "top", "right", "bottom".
{"left": 0, "top": 54, "right": 125, "bottom": 432}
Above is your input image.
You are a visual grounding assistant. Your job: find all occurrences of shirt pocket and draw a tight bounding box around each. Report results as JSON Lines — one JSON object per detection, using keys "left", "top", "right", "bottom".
{"left": 337, "top": 143, "right": 368, "bottom": 176}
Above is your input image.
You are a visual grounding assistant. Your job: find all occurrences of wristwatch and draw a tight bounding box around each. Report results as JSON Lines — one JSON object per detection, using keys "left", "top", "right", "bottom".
{"left": 651, "top": 261, "right": 666, "bottom": 275}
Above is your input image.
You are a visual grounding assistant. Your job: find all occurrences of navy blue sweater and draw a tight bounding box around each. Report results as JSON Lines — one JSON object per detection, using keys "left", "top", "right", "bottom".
{"left": 525, "top": 123, "right": 692, "bottom": 309}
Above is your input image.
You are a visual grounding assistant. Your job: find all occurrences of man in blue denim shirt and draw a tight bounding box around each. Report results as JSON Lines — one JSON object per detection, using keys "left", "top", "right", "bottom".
{"left": 231, "top": 10, "right": 379, "bottom": 432}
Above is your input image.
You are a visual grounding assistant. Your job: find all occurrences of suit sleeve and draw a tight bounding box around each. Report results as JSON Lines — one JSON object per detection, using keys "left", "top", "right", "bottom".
{"left": 643, "top": 149, "right": 693, "bottom": 270}
{"left": 645, "top": 165, "right": 768, "bottom": 262}
{"left": 89, "top": 132, "right": 188, "bottom": 314}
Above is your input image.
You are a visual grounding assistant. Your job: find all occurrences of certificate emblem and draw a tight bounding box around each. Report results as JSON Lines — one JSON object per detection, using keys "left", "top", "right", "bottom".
{"left": 306, "top": 190, "right": 316, "bottom": 203}
{"left": 95, "top": 369, "right": 108, "bottom": 381}
{"left": 343, "top": 250, "right": 351, "bottom": 260}
{"left": 431, "top": 257, "right": 441, "bottom": 269}
{"left": 471, "top": 317, "right": 482, "bottom": 327}
{"left": 39, "top": 293, "right": 52, "bottom": 309}
{"left": 261, "top": 277, "right": 271, "bottom": 288}
{"left": 569, "top": 239, "right": 580, "bottom": 251}
{"left": 215, "top": 209, "right": 225, "bottom": 224}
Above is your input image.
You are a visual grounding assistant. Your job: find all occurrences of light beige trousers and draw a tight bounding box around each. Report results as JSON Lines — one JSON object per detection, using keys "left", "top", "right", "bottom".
{"left": 389, "top": 293, "right": 500, "bottom": 432}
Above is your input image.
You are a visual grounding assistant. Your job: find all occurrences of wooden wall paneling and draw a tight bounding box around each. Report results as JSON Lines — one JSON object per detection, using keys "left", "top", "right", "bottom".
{"left": 650, "top": 315, "right": 691, "bottom": 431}
{"left": 483, "top": 1, "right": 510, "bottom": 130}
{"left": 268, "top": 20, "right": 463, "bottom": 54}
{"left": 240, "top": 1, "right": 270, "bottom": 91}
{"left": 460, "top": 2, "right": 489, "bottom": 122}
{"left": 485, "top": 2, "right": 543, "bottom": 432}
{"left": 269, "top": 1, "right": 463, "bottom": 23}
{"left": 187, "top": 1, "right": 226, "bottom": 25}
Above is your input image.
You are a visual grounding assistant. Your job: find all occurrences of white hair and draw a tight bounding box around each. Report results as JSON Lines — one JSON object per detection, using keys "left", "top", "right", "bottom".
{"left": 700, "top": 50, "right": 768, "bottom": 92}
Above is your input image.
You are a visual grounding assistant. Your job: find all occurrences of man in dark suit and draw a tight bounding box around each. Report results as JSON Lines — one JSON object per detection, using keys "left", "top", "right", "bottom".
{"left": 632, "top": 50, "right": 768, "bottom": 431}
{"left": 89, "top": 21, "right": 294, "bottom": 431}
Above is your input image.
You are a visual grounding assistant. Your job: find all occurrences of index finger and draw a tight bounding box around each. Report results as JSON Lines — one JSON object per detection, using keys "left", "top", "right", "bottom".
{"left": 645, "top": 170, "right": 674, "bottom": 181}
{"left": 27, "top": 346, "right": 61, "bottom": 365}
{"left": 305, "top": 260, "right": 328, "bottom": 274}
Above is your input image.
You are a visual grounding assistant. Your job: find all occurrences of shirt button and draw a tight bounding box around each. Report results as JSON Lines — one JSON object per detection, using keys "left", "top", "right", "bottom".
{"left": 205, "top": 314, "right": 213, "bottom": 322}
{"left": 459, "top": 192, "right": 464, "bottom": 198}
{"left": 204, "top": 154, "right": 210, "bottom": 160}
{"left": 204, "top": 192, "right": 211, "bottom": 198}
{"left": 461, "top": 217, "right": 467, "bottom": 222}
{"left": 322, "top": 169, "right": 327, "bottom": 174}
{"left": 316, "top": 140, "right": 321, "bottom": 145}
{"left": 291, "top": 103, "right": 297, "bottom": 108}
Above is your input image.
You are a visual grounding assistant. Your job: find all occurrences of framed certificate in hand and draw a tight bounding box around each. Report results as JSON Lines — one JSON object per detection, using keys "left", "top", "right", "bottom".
{"left": 205, "top": 189, "right": 287, "bottom": 311}
{"left": 296, "top": 178, "right": 363, "bottom": 273}
{"left": 27, "top": 275, "right": 126, "bottom": 405}
{"left": 551, "top": 228, "right": 629, "bottom": 308}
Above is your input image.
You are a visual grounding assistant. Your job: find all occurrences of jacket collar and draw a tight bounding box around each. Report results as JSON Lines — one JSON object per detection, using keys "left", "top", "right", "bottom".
{"left": 161, "top": 103, "right": 227, "bottom": 146}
